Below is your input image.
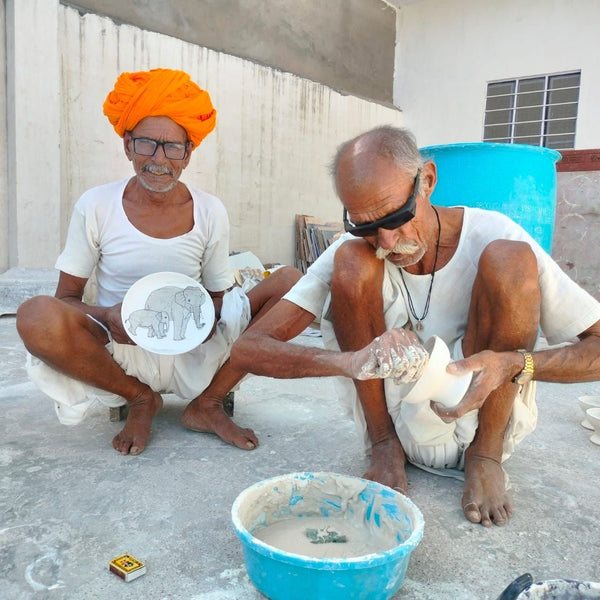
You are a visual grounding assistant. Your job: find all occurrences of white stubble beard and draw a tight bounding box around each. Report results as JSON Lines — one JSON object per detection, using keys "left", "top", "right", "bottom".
{"left": 137, "top": 164, "right": 178, "bottom": 193}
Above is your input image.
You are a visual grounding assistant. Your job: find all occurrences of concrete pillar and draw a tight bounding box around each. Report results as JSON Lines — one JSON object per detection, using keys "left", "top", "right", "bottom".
{"left": 0, "top": 1, "right": 7, "bottom": 272}
{"left": 5, "top": 0, "right": 61, "bottom": 268}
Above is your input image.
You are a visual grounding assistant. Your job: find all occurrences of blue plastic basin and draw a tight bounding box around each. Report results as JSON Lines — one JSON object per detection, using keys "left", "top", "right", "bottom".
{"left": 231, "top": 472, "right": 424, "bottom": 600}
{"left": 419, "top": 143, "right": 561, "bottom": 253}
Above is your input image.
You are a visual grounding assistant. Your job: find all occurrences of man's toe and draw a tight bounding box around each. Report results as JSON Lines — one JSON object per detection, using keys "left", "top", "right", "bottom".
{"left": 113, "top": 434, "right": 134, "bottom": 455}
{"left": 491, "top": 506, "right": 508, "bottom": 526}
{"left": 463, "top": 502, "right": 482, "bottom": 524}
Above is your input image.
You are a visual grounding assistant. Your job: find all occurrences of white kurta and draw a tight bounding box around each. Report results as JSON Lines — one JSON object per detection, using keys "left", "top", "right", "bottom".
{"left": 28, "top": 178, "right": 250, "bottom": 425}
{"left": 56, "top": 178, "right": 234, "bottom": 305}
{"left": 284, "top": 208, "right": 600, "bottom": 471}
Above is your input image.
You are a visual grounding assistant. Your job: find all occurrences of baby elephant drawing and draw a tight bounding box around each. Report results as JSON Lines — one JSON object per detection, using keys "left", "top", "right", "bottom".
{"left": 145, "top": 285, "right": 206, "bottom": 341}
{"left": 126, "top": 309, "right": 170, "bottom": 339}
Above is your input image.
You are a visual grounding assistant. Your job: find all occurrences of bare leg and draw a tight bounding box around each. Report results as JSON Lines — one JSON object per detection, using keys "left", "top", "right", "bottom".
{"left": 330, "top": 241, "right": 409, "bottom": 493}
{"left": 181, "top": 267, "right": 302, "bottom": 448}
{"left": 16, "top": 296, "right": 161, "bottom": 455}
{"left": 462, "top": 240, "right": 540, "bottom": 526}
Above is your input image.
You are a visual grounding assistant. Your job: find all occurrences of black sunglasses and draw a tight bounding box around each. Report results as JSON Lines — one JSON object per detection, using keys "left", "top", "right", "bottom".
{"left": 343, "top": 169, "right": 421, "bottom": 238}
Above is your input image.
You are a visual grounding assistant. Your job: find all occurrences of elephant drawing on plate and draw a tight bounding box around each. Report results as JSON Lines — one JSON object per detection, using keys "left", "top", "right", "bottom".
{"left": 126, "top": 309, "right": 169, "bottom": 339}
{"left": 144, "top": 285, "right": 206, "bottom": 341}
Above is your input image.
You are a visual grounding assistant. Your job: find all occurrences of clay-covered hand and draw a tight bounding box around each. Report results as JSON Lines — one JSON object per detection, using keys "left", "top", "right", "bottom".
{"left": 348, "top": 328, "right": 428, "bottom": 383}
{"left": 430, "top": 349, "right": 517, "bottom": 422}
{"left": 104, "top": 303, "right": 135, "bottom": 345}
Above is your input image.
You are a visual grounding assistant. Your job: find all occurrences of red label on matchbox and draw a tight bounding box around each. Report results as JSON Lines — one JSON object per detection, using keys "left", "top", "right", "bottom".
{"left": 109, "top": 554, "right": 146, "bottom": 582}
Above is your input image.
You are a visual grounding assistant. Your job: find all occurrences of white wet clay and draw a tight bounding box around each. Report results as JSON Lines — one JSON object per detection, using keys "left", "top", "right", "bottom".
{"left": 353, "top": 330, "right": 428, "bottom": 383}
{"left": 254, "top": 515, "right": 396, "bottom": 558}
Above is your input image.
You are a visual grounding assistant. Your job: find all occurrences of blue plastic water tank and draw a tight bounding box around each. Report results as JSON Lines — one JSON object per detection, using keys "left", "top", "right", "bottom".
{"left": 419, "top": 143, "right": 561, "bottom": 253}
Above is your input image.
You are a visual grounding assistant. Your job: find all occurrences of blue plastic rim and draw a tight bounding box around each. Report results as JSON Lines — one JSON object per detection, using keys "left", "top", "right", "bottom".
{"left": 419, "top": 142, "right": 561, "bottom": 254}
{"left": 231, "top": 472, "right": 425, "bottom": 600}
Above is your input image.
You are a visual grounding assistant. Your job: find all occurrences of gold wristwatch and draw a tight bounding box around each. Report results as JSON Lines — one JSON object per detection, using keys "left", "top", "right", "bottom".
{"left": 513, "top": 349, "right": 534, "bottom": 385}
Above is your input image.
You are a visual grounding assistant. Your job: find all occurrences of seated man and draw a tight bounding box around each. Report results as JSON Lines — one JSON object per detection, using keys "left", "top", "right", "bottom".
{"left": 230, "top": 125, "right": 600, "bottom": 527}
{"left": 16, "top": 68, "right": 301, "bottom": 456}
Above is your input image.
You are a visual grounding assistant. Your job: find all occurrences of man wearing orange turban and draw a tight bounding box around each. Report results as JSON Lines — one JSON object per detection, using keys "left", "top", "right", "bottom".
{"left": 103, "top": 68, "right": 217, "bottom": 149}
{"left": 17, "top": 69, "right": 300, "bottom": 458}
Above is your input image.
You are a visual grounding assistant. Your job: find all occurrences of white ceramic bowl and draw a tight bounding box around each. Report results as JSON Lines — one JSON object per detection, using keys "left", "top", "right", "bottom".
{"left": 398, "top": 336, "right": 472, "bottom": 408}
{"left": 578, "top": 396, "right": 600, "bottom": 430}
{"left": 585, "top": 407, "right": 600, "bottom": 446}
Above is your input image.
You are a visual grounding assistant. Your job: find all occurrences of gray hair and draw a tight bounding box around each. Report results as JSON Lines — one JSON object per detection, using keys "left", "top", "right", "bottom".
{"left": 329, "top": 125, "right": 424, "bottom": 194}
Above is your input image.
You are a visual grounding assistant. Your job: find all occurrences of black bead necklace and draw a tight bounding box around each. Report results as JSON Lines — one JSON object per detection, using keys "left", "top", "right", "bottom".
{"left": 399, "top": 206, "right": 441, "bottom": 331}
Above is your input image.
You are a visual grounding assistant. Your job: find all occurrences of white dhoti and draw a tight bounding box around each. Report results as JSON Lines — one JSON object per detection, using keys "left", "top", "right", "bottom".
{"left": 319, "top": 264, "right": 538, "bottom": 476}
{"left": 27, "top": 287, "right": 251, "bottom": 425}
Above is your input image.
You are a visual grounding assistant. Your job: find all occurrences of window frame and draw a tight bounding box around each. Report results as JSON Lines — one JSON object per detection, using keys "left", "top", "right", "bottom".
{"left": 483, "top": 70, "right": 581, "bottom": 149}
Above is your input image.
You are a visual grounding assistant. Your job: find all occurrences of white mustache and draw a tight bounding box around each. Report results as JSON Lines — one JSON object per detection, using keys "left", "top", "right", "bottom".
{"left": 376, "top": 241, "right": 420, "bottom": 260}
{"left": 143, "top": 165, "right": 174, "bottom": 176}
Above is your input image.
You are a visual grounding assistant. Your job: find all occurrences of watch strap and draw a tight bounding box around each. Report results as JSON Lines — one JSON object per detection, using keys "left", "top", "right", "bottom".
{"left": 513, "top": 349, "right": 534, "bottom": 384}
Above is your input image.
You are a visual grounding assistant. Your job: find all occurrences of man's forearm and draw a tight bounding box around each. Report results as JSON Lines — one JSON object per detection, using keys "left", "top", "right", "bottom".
{"left": 231, "top": 327, "right": 428, "bottom": 383}
{"left": 230, "top": 330, "right": 352, "bottom": 379}
{"left": 524, "top": 331, "right": 600, "bottom": 383}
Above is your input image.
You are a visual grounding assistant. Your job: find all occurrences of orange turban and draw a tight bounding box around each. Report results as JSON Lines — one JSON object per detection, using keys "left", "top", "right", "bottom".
{"left": 103, "top": 68, "right": 216, "bottom": 149}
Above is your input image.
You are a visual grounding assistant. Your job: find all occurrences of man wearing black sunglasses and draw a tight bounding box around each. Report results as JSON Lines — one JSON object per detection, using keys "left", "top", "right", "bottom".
{"left": 231, "top": 125, "right": 600, "bottom": 527}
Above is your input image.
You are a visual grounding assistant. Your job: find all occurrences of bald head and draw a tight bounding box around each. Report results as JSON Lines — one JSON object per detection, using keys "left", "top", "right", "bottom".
{"left": 330, "top": 126, "right": 424, "bottom": 196}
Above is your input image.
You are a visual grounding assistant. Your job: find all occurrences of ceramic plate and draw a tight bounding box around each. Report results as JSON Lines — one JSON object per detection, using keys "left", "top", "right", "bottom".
{"left": 121, "top": 272, "right": 215, "bottom": 355}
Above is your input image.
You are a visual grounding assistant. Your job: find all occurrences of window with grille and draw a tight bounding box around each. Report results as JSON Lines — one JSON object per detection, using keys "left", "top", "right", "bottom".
{"left": 483, "top": 71, "right": 580, "bottom": 149}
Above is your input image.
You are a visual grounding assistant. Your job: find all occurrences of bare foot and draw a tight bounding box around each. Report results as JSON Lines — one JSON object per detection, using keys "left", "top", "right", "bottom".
{"left": 462, "top": 455, "right": 512, "bottom": 527}
{"left": 362, "top": 437, "right": 408, "bottom": 494}
{"left": 181, "top": 394, "right": 259, "bottom": 450}
{"left": 112, "top": 389, "right": 163, "bottom": 456}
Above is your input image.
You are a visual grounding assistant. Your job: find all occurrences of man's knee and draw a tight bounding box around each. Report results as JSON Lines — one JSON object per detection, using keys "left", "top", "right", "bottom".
{"left": 270, "top": 265, "right": 302, "bottom": 294}
{"left": 479, "top": 240, "right": 538, "bottom": 284}
{"left": 16, "top": 296, "right": 57, "bottom": 343}
{"left": 245, "top": 265, "right": 302, "bottom": 314}
{"left": 251, "top": 265, "right": 301, "bottom": 303}
{"left": 476, "top": 240, "right": 540, "bottom": 307}
{"left": 331, "top": 239, "right": 383, "bottom": 300}
{"left": 467, "top": 240, "right": 540, "bottom": 351}
{"left": 17, "top": 296, "right": 88, "bottom": 353}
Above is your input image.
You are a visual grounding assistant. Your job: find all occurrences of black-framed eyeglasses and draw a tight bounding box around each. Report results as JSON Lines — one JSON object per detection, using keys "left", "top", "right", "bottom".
{"left": 343, "top": 169, "right": 421, "bottom": 238}
{"left": 131, "top": 137, "right": 190, "bottom": 160}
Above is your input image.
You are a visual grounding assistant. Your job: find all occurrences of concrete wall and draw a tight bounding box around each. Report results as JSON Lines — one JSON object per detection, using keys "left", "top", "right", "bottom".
{"left": 3, "top": 0, "right": 599, "bottom": 303}
{"left": 392, "top": 0, "right": 600, "bottom": 299}
{"left": 4, "top": 0, "right": 402, "bottom": 273}
{"left": 62, "top": 0, "right": 397, "bottom": 105}
{"left": 394, "top": 0, "right": 600, "bottom": 149}
{"left": 0, "top": 1, "right": 7, "bottom": 273}
{"left": 5, "top": 0, "right": 62, "bottom": 270}
{"left": 554, "top": 170, "right": 600, "bottom": 300}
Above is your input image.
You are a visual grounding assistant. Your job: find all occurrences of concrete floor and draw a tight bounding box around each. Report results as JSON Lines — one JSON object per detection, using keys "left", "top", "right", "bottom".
{"left": 2, "top": 313, "right": 600, "bottom": 599}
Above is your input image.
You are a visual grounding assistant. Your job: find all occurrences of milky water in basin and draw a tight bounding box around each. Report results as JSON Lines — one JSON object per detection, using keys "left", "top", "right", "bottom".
{"left": 254, "top": 514, "right": 398, "bottom": 558}
{"left": 231, "top": 472, "right": 424, "bottom": 600}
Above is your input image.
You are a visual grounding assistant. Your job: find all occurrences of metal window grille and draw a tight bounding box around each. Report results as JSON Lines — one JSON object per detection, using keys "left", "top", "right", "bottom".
{"left": 483, "top": 71, "right": 580, "bottom": 149}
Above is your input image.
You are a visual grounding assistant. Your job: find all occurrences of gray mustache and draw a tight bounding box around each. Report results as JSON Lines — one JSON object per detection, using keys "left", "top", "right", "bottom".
{"left": 376, "top": 242, "right": 420, "bottom": 259}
